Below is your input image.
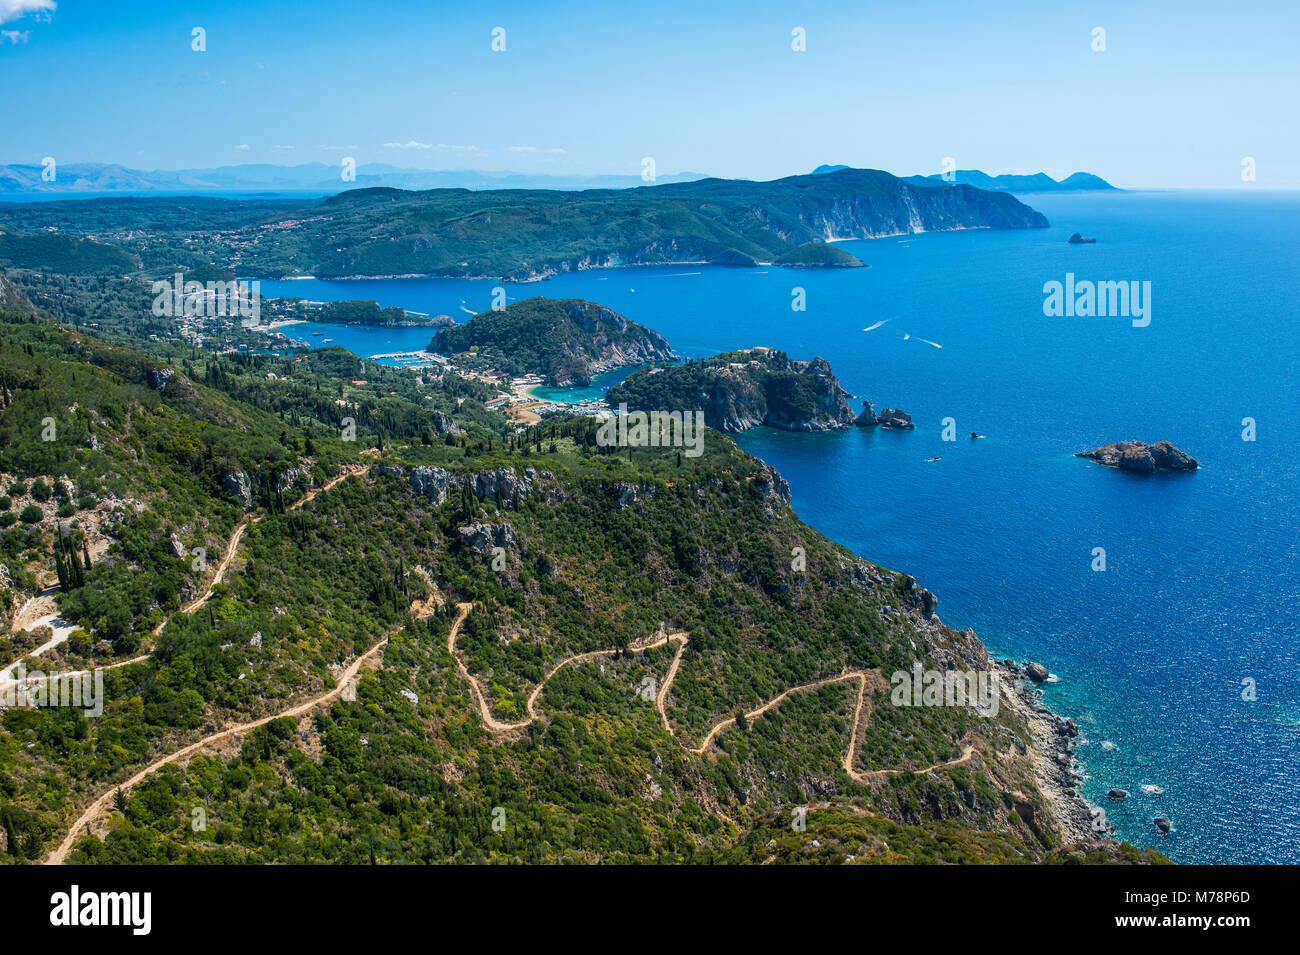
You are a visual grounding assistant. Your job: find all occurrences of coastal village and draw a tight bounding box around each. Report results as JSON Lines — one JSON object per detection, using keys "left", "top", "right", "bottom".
{"left": 238, "top": 305, "right": 616, "bottom": 429}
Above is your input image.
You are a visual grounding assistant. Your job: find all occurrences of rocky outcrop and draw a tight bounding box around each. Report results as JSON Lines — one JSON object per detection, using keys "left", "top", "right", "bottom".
{"left": 470, "top": 467, "right": 536, "bottom": 504}
{"left": 1154, "top": 816, "right": 1172, "bottom": 832}
{"left": 752, "top": 464, "right": 791, "bottom": 518}
{"left": 408, "top": 465, "right": 544, "bottom": 509}
{"left": 1108, "top": 789, "right": 1129, "bottom": 800}
{"left": 143, "top": 365, "right": 199, "bottom": 402}
{"left": 1068, "top": 233, "right": 1097, "bottom": 244}
{"left": 276, "top": 465, "right": 312, "bottom": 494}
{"left": 854, "top": 401, "right": 878, "bottom": 426}
{"left": 215, "top": 463, "right": 314, "bottom": 509}
{"left": 877, "top": 407, "right": 914, "bottom": 430}
{"left": 1076, "top": 440, "right": 1198, "bottom": 472}
{"left": 146, "top": 367, "right": 175, "bottom": 391}
{"left": 457, "top": 521, "right": 517, "bottom": 555}
{"left": 693, "top": 367, "right": 767, "bottom": 433}
{"left": 408, "top": 466, "right": 454, "bottom": 506}
{"left": 898, "top": 574, "right": 938, "bottom": 619}
{"left": 763, "top": 357, "right": 858, "bottom": 431}
{"left": 0, "top": 270, "right": 35, "bottom": 315}
{"left": 220, "top": 469, "right": 254, "bottom": 509}
{"left": 1025, "top": 661, "right": 1050, "bottom": 682}
{"left": 427, "top": 409, "right": 460, "bottom": 438}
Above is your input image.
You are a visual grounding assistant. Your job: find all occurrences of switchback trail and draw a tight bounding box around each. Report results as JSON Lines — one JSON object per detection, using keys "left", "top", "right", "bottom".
{"left": 43, "top": 470, "right": 972, "bottom": 859}
{"left": 447, "top": 603, "right": 976, "bottom": 785}
{"left": 39, "top": 466, "right": 374, "bottom": 862}
{"left": 5, "top": 466, "right": 371, "bottom": 685}
{"left": 46, "top": 633, "right": 389, "bottom": 865}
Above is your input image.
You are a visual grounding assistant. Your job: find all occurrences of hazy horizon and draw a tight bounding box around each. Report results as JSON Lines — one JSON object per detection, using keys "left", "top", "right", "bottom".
{"left": 3, "top": 160, "right": 1296, "bottom": 196}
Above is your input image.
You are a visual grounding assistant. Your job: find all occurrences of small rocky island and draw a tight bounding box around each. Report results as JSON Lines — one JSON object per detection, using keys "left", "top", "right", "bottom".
{"left": 1076, "top": 440, "right": 1198, "bottom": 472}
{"left": 855, "top": 402, "right": 914, "bottom": 429}
{"left": 1068, "top": 232, "right": 1097, "bottom": 244}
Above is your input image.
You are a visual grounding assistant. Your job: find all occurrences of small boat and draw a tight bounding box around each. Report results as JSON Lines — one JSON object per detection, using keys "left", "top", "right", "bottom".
{"left": 927, "top": 456, "right": 942, "bottom": 463}
{"left": 310, "top": 331, "right": 323, "bottom": 337}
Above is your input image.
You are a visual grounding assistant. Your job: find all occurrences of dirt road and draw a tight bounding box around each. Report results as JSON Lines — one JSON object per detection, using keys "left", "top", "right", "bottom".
{"left": 447, "top": 605, "right": 976, "bottom": 782}
{"left": 46, "top": 634, "right": 388, "bottom": 864}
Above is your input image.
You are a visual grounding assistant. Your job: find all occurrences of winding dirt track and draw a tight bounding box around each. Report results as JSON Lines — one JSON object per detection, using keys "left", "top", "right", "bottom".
{"left": 44, "top": 466, "right": 975, "bottom": 861}
{"left": 447, "top": 604, "right": 976, "bottom": 784}
{"left": 46, "top": 634, "right": 389, "bottom": 865}
{"left": 156, "top": 467, "right": 367, "bottom": 630}
{"left": 42, "top": 467, "right": 372, "bottom": 864}
{"left": 8, "top": 467, "right": 371, "bottom": 683}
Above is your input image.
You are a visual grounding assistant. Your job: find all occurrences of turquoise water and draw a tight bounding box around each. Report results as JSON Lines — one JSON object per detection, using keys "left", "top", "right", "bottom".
{"left": 270, "top": 320, "right": 437, "bottom": 361}
{"left": 530, "top": 367, "right": 637, "bottom": 403}
{"left": 258, "top": 191, "right": 1300, "bottom": 863}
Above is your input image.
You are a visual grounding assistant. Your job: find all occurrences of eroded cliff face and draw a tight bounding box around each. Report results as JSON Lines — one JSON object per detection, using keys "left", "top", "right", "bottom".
{"left": 797, "top": 181, "right": 1050, "bottom": 239}
{"left": 763, "top": 356, "right": 857, "bottom": 431}
{"left": 624, "top": 354, "right": 857, "bottom": 434}
{"left": 695, "top": 367, "right": 767, "bottom": 432}
{"left": 400, "top": 464, "right": 564, "bottom": 508}
{"left": 549, "top": 300, "right": 677, "bottom": 386}
{"left": 0, "top": 271, "right": 35, "bottom": 314}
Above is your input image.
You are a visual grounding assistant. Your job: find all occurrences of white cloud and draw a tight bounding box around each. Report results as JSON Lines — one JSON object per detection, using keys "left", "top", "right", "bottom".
{"left": 233, "top": 144, "right": 250, "bottom": 151}
{"left": 271, "top": 144, "right": 295, "bottom": 151}
{"left": 507, "top": 146, "right": 566, "bottom": 154}
{"left": 0, "top": 1, "right": 55, "bottom": 26}
{"left": 1, "top": 28, "right": 29, "bottom": 43}
{"left": 382, "top": 141, "right": 481, "bottom": 152}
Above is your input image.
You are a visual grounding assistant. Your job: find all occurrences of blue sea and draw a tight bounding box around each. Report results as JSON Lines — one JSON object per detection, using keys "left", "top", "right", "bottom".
{"left": 258, "top": 191, "right": 1300, "bottom": 864}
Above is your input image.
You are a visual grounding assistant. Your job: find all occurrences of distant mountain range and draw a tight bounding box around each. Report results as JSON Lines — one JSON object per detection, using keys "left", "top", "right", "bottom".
{"left": 812, "top": 164, "right": 1116, "bottom": 193}
{"left": 910, "top": 170, "right": 1116, "bottom": 192}
{"left": 0, "top": 167, "right": 1049, "bottom": 281}
{"left": 0, "top": 162, "right": 709, "bottom": 196}
{"left": 3, "top": 161, "right": 1117, "bottom": 198}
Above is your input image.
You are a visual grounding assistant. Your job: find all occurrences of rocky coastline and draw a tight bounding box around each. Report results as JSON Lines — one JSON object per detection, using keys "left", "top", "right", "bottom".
{"left": 996, "top": 659, "right": 1107, "bottom": 846}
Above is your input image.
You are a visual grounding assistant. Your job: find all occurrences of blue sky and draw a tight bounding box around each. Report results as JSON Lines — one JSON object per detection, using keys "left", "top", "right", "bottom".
{"left": 2, "top": 0, "right": 1296, "bottom": 188}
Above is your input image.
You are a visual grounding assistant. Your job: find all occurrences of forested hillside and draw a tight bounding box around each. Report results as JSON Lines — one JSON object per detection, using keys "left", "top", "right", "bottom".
{"left": 431, "top": 297, "right": 677, "bottom": 385}
{"left": 0, "top": 300, "right": 1159, "bottom": 865}
{"left": 0, "top": 168, "right": 1048, "bottom": 281}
